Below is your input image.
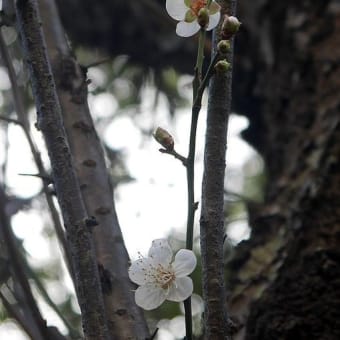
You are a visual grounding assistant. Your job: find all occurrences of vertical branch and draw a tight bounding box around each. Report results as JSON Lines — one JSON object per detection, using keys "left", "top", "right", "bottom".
{"left": 199, "top": 0, "right": 237, "bottom": 339}
{"left": 14, "top": 1, "right": 109, "bottom": 339}
{"left": 184, "top": 28, "right": 207, "bottom": 340}
{"left": 36, "top": 0, "right": 149, "bottom": 337}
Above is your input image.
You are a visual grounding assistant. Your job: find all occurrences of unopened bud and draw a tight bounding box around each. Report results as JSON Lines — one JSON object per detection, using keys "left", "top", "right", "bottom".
{"left": 222, "top": 15, "right": 241, "bottom": 39}
{"left": 197, "top": 8, "right": 209, "bottom": 28}
{"left": 214, "top": 60, "right": 231, "bottom": 73}
{"left": 153, "top": 127, "right": 174, "bottom": 151}
{"left": 217, "top": 40, "right": 231, "bottom": 55}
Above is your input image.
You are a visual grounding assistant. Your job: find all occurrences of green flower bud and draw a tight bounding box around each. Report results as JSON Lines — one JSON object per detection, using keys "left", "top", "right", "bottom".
{"left": 197, "top": 8, "right": 209, "bottom": 29}
{"left": 217, "top": 40, "right": 231, "bottom": 55}
{"left": 153, "top": 127, "right": 174, "bottom": 151}
{"left": 222, "top": 15, "right": 241, "bottom": 39}
{"left": 214, "top": 60, "right": 231, "bottom": 73}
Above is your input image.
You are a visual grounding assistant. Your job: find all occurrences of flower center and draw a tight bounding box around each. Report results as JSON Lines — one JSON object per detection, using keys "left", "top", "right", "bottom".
{"left": 155, "top": 265, "right": 176, "bottom": 290}
{"left": 190, "top": 0, "right": 207, "bottom": 16}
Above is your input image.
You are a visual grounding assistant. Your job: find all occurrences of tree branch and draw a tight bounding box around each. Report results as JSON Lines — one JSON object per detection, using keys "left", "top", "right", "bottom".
{"left": 36, "top": 0, "right": 149, "bottom": 337}
{"left": 199, "top": 0, "right": 237, "bottom": 339}
{"left": 14, "top": 1, "right": 109, "bottom": 338}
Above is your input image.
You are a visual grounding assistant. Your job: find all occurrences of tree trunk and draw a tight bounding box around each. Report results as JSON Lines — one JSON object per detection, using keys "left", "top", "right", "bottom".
{"left": 227, "top": 1, "right": 340, "bottom": 339}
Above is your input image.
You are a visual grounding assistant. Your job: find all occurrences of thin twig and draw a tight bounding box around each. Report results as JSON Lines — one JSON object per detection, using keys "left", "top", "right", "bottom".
{"left": 159, "top": 148, "right": 187, "bottom": 166}
{"left": 183, "top": 26, "right": 209, "bottom": 340}
{"left": 82, "top": 57, "right": 112, "bottom": 69}
{"left": 0, "top": 115, "right": 23, "bottom": 125}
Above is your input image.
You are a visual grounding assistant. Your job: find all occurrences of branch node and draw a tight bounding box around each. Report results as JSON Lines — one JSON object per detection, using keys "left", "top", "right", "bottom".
{"left": 159, "top": 148, "right": 188, "bottom": 166}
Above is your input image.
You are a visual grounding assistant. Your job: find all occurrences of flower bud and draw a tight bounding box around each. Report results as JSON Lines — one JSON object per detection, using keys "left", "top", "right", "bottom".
{"left": 214, "top": 60, "right": 231, "bottom": 73}
{"left": 153, "top": 127, "right": 174, "bottom": 151}
{"left": 222, "top": 15, "right": 241, "bottom": 39}
{"left": 197, "top": 8, "right": 209, "bottom": 29}
{"left": 217, "top": 40, "right": 231, "bottom": 55}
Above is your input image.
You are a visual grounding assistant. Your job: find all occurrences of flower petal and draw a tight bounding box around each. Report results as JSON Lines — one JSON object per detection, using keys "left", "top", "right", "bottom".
{"left": 128, "top": 257, "right": 155, "bottom": 285}
{"left": 176, "top": 20, "right": 200, "bottom": 37}
{"left": 135, "top": 283, "right": 166, "bottom": 310}
{"left": 173, "top": 249, "right": 197, "bottom": 277}
{"left": 166, "top": 0, "right": 188, "bottom": 20}
{"left": 167, "top": 276, "right": 193, "bottom": 302}
{"left": 148, "top": 239, "right": 173, "bottom": 266}
{"left": 207, "top": 11, "right": 221, "bottom": 31}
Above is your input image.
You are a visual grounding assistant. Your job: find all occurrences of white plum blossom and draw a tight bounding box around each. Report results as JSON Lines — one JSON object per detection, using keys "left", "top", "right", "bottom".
{"left": 128, "top": 239, "right": 197, "bottom": 310}
{"left": 166, "top": 0, "right": 221, "bottom": 37}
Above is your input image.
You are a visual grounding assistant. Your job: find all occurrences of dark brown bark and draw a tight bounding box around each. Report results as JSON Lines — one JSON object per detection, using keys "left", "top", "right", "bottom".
{"left": 199, "top": 1, "right": 237, "bottom": 339}
{"left": 225, "top": 1, "right": 340, "bottom": 339}
{"left": 14, "top": 1, "right": 109, "bottom": 338}
{"left": 37, "top": 0, "right": 150, "bottom": 338}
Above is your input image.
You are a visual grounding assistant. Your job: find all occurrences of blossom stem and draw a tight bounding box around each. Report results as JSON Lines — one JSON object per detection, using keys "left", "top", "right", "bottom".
{"left": 194, "top": 28, "right": 206, "bottom": 95}
{"left": 183, "top": 26, "right": 207, "bottom": 340}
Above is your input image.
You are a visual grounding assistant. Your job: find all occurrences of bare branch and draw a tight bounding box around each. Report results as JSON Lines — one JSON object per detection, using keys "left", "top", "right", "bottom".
{"left": 36, "top": 0, "right": 150, "bottom": 337}
{"left": 199, "top": 0, "right": 237, "bottom": 339}
{"left": 14, "top": 0, "right": 110, "bottom": 338}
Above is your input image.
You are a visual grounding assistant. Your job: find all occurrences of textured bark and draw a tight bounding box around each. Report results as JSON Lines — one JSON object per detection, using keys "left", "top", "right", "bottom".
{"left": 14, "top": 1, "right": 109, "bottom": 339}
{"left": 37, "top": 0, "right": 150, "bottom": 338}
{"left": 225, "top": 1, "right": 340, "bottom": 339}
{"left": 199, "top": 1, "right": 237, "bottom": 339}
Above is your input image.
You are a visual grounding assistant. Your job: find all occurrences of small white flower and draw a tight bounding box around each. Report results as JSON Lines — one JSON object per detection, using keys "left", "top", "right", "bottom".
{"left": 166, "top": 0, "right": 221, "bottom": 37}
{"left": 129, "top": 239, "right": 197, "bottom": 310}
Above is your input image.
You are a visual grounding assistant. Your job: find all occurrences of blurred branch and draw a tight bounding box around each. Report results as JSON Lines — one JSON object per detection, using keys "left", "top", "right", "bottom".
{"left": 25, "top": 263, "right": 80, "bottom": 338}
{"left": 0, "top": 28, "right": 74, "bottom": 282}
{"left": 15, "top": 0, "right": 110, "bottom": 338}
{"left": 0, "top": 116, "right": 22, "bottom": 125}
{"left": 0, "top": 290, "right": 40, "bottom": 339}
{"left": 0, "top": 187, "right": 62, "bottom": 340}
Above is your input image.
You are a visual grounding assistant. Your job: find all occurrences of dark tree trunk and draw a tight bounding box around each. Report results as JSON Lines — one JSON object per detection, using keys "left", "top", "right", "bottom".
{"left": 227, "top": 1, "right": 340, "bottom": 339}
